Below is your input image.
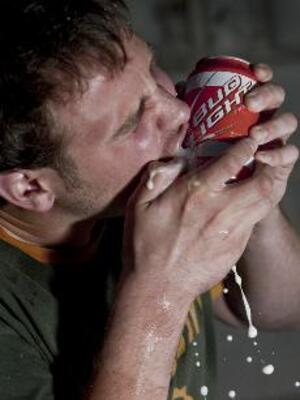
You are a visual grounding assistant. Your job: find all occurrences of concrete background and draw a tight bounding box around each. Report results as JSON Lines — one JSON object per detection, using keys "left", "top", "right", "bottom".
{"left": 129, "top": 1, "right": 300, "bottom": 399}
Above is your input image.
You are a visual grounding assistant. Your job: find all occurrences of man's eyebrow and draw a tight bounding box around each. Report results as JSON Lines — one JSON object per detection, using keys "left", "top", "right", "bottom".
{"left": 113, "top": 97, "right": 147, "bottom": 138}
{"left": 113, "top": 42, "right": 155, "bottom": 139}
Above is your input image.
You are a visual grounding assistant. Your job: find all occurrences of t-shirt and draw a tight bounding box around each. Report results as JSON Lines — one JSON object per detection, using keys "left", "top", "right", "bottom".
{"left": 0, "top": 219, "right": 221, "bottom": 400}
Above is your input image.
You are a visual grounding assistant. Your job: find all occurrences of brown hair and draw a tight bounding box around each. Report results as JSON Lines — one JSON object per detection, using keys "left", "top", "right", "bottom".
{"left": 0, "top": 0, "right": 131, "bottom": 205}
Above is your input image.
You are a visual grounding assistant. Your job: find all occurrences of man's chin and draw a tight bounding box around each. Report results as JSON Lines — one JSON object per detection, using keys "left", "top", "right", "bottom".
{"left": 100, "top": 156, "right": 179, "bottom": 219}
{"left": 100, "top": 174, "right": 142, "bottom": 219}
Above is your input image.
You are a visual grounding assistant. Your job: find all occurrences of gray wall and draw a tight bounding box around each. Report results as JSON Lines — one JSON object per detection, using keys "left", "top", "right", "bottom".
{"left": 129, "top": 1, "right": 300, "bottom": 399}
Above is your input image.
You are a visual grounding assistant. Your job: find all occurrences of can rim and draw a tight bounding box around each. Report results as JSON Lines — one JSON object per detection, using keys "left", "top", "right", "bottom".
{"left": 203, "top": 55, "right": 250, "bottom": 65}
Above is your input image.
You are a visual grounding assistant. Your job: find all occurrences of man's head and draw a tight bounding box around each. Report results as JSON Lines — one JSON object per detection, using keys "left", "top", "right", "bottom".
{"left": 0, "top": 0, "right": 190, "bottom": 221}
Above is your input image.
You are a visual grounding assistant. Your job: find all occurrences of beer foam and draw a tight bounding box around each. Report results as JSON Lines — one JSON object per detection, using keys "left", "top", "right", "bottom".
{"left": 146, "top": 169, "right": 160, "bottom": 190}
{"left": 157, "top": 295, "right": 171, "bottom": 311}
{"left": 146, "top": 160, "right": 185, "bottom": 191}
{"left": 200, "top": 386, "right": 209, "bottom": 396}
{"left": 262, "top": 364, "right": 275, "bottom": 375}
{"left": 232, "top": 265, "right": 258, "bottom": 339}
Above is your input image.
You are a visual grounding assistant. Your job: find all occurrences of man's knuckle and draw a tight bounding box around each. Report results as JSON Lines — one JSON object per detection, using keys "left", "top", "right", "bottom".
{"left": 228, "top": 140, "right": 255, "bottom": 164}
{"left": 257, "top": 174, "right": 274, "bottom": 197}
{"left": 265, "top": 119, "right": 280, "bottom": 135}
{"left": 183, "top": 189, "right": 199, "bottom": 215}
{"left": 223, "top": 154, "right": 241, "bottom": 176}
{"left": 201, "top": 212, "right": 223, "bottom": 239}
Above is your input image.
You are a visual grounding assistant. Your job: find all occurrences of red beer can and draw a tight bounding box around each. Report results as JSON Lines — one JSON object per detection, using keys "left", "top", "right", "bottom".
{"left": 182, "top": 56, "right": 260, "bottom": 147}
{"left": 181, "top": 56, "right": 260, "bottom": 180}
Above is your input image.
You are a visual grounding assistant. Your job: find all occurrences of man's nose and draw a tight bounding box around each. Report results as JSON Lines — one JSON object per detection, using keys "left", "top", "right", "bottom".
{"left": 156, "top": 89, "right": 191, "bottom": 132}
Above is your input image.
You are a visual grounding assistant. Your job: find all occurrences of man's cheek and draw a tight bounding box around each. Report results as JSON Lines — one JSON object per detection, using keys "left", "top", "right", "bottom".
{"left": 135, "top": 132, "right": 154, "bottom": 151}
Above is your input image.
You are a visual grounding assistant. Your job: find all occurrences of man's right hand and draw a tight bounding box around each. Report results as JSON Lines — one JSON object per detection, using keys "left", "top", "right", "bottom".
{"left": 90, "top": 135, "right": 297, "bottom": 400}
{"left": 123, "top": 136, "right": 290, "bottom": 300}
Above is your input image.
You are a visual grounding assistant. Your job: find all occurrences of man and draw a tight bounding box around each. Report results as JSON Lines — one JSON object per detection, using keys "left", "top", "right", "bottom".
{"left": 0, "top": 0, "right": 299, "bottom": 399}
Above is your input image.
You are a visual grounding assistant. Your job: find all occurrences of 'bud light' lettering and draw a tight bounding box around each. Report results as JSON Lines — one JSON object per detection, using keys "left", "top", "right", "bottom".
{"left": 192, "top": 74, "right": 255, "bottom": 137}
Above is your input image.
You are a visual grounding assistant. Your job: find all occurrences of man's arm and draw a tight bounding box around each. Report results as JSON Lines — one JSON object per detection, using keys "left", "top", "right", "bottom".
{"left": 86, "top": 135, "right": 286, "bottom": 400}
{"left": 87, "top": 65, "right": 298, "bottom": 400}
{"left": 86, "top": 273, "right": 192, "bottom": 400}
{"left": 214, "top": 63, "right": 300, "bottom": 329}
{"left": 223, "top": 206, "right": 300, "bottom": 330}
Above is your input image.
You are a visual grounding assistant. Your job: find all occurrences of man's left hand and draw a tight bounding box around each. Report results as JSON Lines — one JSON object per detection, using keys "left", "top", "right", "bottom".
{"left": 244, "top": 64, "right": 298, "bottom": 213}
{"left": 246, "top": 63, "right": 298, "bottom": 164}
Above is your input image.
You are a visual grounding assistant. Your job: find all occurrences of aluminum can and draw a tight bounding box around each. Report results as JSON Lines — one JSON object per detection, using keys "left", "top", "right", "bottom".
{"left": 182, "top": 56, "right": 259, "bottom": 149}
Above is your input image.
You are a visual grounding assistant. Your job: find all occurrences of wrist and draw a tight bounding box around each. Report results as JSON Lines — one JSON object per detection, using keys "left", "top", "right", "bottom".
{"left": 247, "top": 205, "right": 282, "bottom": 250}
{"left": 258, "top": 204, "right": 282, "bottom": 226}
{"left": 253, "top": 205, "right": 281, "bottom": 233}
{"left": 115, "top": 271, "right": 194, "bottom": 329}
{"left": 89, "top": 273, "right": 192, "bottom": 400}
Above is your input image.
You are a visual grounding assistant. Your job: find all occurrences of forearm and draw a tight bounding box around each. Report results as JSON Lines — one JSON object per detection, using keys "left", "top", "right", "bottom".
{"left": 86, "top": 274, "right": 192, "bottom": 400}
{"left": 226, "top": 206, "right": 300, "bottom": 329}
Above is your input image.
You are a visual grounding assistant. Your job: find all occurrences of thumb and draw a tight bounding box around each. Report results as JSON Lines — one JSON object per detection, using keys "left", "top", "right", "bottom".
{"left": 128, "top": 158, "right": 186, "bottom": 208}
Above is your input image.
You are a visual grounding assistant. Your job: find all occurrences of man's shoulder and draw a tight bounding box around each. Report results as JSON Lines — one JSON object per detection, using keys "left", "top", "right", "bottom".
{"left": 0, "top": 238, "right": 39, "bottom": 271}
{"left": 0, "top": 239, "right": 53, "bottom": 287}
{"left": 0, "top": 239, "right": 58, "bottom": 360}
{"left": 0, "top": 242, "right": 55, "bottom": 399}
{"left": 0, "top": 239, "right": 35, "bottom": 293}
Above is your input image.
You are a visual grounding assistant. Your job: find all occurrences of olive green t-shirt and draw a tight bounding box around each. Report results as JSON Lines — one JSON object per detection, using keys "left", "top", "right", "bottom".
{"left": 0, "top": 222, "right": 218, "bottom": 400}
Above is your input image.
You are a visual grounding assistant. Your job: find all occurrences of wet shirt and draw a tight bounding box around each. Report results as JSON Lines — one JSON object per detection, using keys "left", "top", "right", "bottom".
{"left": 0, "top": 220, "right": 221, "bottom": 400}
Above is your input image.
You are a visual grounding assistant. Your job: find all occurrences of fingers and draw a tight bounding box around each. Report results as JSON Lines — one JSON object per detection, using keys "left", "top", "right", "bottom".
{"left": 211, "top": 142, "right": 298, "bottom": 231}
{"left": 130, "top": 158, "right": 186, "bottom": 208}
{"left": 250, "top": 112, "right": 298, "bottom": 145}
{"left": 252, "top": 63, "right": 274, "bottom": 83}
{"left": 198, "top": 138, "right": 259, "bottom": 189}
{"left": 245, "top": 83, "right": 285, "bottom": 113}
{"left": 231, "top": 153, "right": 295, "bottom": 211}
{"left": 255, "top": 144, "right": 299, "bottom": 167}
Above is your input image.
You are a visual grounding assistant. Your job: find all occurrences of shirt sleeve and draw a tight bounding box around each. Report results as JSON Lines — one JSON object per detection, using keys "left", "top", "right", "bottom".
{"left": 0, "top": 320, "right": 55, "bottom": 400}
{"left": 210, "top": 282, "right": 224, "bottom": 301}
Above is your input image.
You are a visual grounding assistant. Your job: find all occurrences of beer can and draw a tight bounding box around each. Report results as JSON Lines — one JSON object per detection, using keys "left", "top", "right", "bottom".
{"left": 182, "top": 56, "right": 259, "bottom": 149}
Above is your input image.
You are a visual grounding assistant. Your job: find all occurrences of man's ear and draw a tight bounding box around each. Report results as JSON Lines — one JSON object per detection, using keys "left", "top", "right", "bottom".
{"left": 0, "top": 170, "right": 55, "bottom": 212}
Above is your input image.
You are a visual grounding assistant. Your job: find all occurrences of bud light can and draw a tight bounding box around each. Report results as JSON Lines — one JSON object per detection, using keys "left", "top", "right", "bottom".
{"left": 182, "top": 56, "right": 259, "bottom": 149}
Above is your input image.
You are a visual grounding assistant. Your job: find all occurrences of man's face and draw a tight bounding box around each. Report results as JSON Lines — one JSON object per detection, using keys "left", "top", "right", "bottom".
{"left": 53, "top": 35, "right": 190, "bottom": 219}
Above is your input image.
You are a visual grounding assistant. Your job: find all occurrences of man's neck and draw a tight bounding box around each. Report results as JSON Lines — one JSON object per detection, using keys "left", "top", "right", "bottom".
{"left": 0, "top": 206, "right": 99, "bottom": 249}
